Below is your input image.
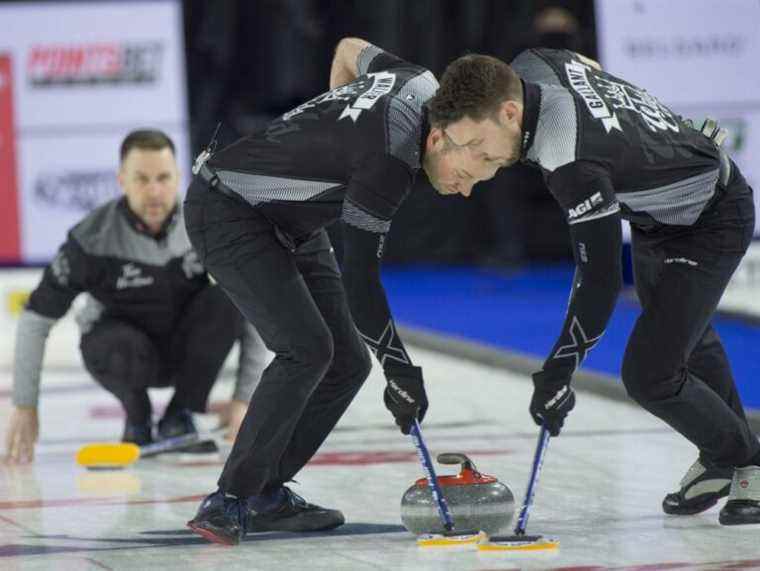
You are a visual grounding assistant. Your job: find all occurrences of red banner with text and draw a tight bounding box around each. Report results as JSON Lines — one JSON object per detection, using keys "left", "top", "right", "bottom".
{"left": 0, "top": 54, "right": 20, "bottom": 261}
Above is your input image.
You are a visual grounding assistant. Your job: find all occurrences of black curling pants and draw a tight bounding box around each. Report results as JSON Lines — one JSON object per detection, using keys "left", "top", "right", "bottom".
{"left": 622, "top": 165, "right": 758, "bottom": 467}
{"left": 183, "top": 178, "right": 372, "bottom": 498}
{"left": 80, "top": 285, "right": 243, "bottom": 424}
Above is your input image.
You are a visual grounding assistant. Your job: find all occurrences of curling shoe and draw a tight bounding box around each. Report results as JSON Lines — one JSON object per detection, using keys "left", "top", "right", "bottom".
{"left": 246, "top": 486, "right": 345, "bottom": 532}
{"left": 122, "top": 421, "right": 153, "bottom": 446}
{"left": 663, "top": 458, "right": 732, "bottom": 515}
{"left": 157, "top": 408, "right": 198, "bottom": 440}
{"left": 719, "top": 466, "right": 760, "bottom": 525}
{"left": 187, "top": 490, "right": 247, "bottom": 545}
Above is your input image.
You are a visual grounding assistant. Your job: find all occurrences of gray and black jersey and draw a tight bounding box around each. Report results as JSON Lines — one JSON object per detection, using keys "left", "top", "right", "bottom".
{"left": 206, "top": 44, "right": 437, "bottom": 241}
{"left": 14, "top": 197, "right": 265, "bottom": 407}
{"left": 511, "top": 47, "right": 734, "bottom": 386}
{"left": 202, "top": 44, "right": 438, "bottom": 370}
{"left": 27, "top": 197, "right": 208, "bottom": 336}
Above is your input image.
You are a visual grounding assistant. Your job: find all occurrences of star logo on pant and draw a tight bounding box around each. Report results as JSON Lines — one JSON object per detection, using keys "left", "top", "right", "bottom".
{"left": 360, "top": 320, "right": 410, "bottom": 367}
{"left": 552, "top": 316, "right": 603, "bottom": 372}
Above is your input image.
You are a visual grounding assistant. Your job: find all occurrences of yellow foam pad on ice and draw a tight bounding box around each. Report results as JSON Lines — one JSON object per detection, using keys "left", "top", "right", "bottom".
{"left": 477, "top": 538, "right": 559, "bottom": 552}
{"left": 6, "top": 290, "right": 30, "bottom": 316}
{"left": 76, "top": 443, "right": 140, "bottom": 468}
{"left": 417, "top": 531, "right": 487, "bottom": 548}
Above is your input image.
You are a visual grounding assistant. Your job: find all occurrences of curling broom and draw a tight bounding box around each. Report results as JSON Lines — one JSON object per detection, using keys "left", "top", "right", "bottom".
{"left": 76, "top": 432, "right": 215, "bottom": 469}
{"left": 478, "top": 424, "right": 559, "bottom": 552}
{"left": 409, "top": 419, "right": 485, "bottom": 548}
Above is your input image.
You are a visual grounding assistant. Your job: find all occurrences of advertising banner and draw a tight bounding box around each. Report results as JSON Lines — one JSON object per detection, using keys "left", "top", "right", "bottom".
{"left": 596, "top": 0, "right": 760, "bottom": 236}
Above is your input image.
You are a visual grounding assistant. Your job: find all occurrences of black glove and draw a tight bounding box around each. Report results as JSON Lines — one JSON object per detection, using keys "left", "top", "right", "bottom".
{"left": 530, "top": 370, "right": 575, "bottom": 436}
{"left": 383, "top": 364, "right": 428, "bottom": 434}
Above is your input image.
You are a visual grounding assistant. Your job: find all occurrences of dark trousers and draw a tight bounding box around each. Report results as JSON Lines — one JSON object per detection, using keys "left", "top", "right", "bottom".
{"left": 80, "top": 285, "right": 243, "bottom": 424}
{"left": 622, "top": 166, "right": 758, "bottom": 467}
{"left": 184, "top": 179, "right": 372, "bottom": 498}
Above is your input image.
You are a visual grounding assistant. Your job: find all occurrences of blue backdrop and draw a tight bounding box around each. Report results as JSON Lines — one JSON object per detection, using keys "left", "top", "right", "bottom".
{"left": 383, "top": 265, "right": 760, "bottom": 410}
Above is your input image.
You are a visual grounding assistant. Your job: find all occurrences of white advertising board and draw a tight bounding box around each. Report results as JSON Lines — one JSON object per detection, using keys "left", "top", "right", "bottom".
{"left": 0, "top": 1, "right": 187, "bottom": 129}
{"left": 596, "top": 0, "right": 760, "bottom": 236}
{"left": 17, "top": 127, "right": 189, "bottom": 262}
{"left": 0, "top": 1, "right": 189, "bottom": 264}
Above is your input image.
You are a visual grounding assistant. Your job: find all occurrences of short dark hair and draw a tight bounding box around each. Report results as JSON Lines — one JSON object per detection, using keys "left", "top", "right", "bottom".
{"left": 427, "top": 54, "right": 522, "bottom": 128}
{"left": 119, "top": 129, "right": 176, "bottom": 163}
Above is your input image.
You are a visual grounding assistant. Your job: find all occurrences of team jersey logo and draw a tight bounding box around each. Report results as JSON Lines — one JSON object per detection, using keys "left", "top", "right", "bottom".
{"left": 51, "top": 250, "right": 71, "bottom": 286}
{"left": 116, "top": 263, "right": 154, "bottom": 290}
{"left": 565, "top": 58, "right": 680, "bottom": 135}
{"left": 568, "top": 192, "right": 604, "bottom": 220}
{"left": 565, "top": 60, "right": 621, "bottom": 133}
{"left": 595, "top": 76, "right": 680, "bottom": 134}
{"left": 282, "top": 71, "right": 396, "bottom": 123}
{"left": 338, "top": 71, "right": 396, "bottom": 122}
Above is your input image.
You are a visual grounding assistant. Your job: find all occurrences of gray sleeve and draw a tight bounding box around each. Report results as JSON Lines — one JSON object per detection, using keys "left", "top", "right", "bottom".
{"left": 356, "top": 43, "right": 408, "bottom": 76}
{"left": 233, "top": 322, "right": 269, "bottom": 403}
{"left": 525, "top": 85, "right": 579, "bottom": 172}
{"left": 511, "top": 50, "right": 563, "bottom": 85}
{"left": 357, "top": 44, "right": 384, "bottom": 75}
{"left": 13, "top": 309, "right": 58, "bottom": 407}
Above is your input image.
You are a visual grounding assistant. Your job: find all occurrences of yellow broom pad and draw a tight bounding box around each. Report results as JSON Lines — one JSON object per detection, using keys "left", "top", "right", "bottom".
{"left": 477, "top": 537, "right": 559, "bottom": 552}
{"left": 76, "top": 443, "right": 141, "bottom": 468}
{"left": 417, "top": 530, "right": 487, "bottom": 548}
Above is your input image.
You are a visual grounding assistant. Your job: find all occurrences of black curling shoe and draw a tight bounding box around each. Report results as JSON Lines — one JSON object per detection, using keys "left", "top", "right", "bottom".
{"left": 246, "top": 486, "right": 345, "bottom": 532}
{"left": 663, "top": 458, "right": 732, "bottom": 515}
{"left": 122, "top": 421, "right": 153, "bottom": 446}
{"left": 157, "top": 408, "right": 197, "bottom": 440}
{"left": 187, "top": 490, "right": 247, "bottom": 546}
{"left": 719, "top": 466, "right": 760, "bottom": 525}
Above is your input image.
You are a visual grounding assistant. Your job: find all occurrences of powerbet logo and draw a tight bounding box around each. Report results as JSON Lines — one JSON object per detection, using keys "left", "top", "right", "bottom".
{"left": 27, "top": 42, "right": 163, "bottom": 87}
{"left": 568, "top": 192, "right": 604, "bottom": 220}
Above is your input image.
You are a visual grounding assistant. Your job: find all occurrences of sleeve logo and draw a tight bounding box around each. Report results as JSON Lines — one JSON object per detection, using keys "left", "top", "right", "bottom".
{"left": 568, "top": 192, "right": 604, "bottom": 220}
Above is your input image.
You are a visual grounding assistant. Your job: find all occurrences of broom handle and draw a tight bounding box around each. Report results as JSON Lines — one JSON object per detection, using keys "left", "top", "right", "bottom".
{"left": 514, "top": 424, "right": 551, "bottom": 535}
{"left": 139, "top": 432, "right": 200, "bottom": 457}
{"left": 410, "top": 419, "right": 454, "bottom": 531}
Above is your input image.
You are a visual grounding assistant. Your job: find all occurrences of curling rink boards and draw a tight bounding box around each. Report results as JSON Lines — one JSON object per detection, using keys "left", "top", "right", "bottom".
{"left": 2, "top": 344, "right": 760, "bottom": 570}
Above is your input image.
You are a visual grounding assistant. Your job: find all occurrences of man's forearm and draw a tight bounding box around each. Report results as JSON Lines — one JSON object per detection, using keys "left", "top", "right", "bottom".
{"left": 13, "top": 309, "right": 56, "bottom": 407}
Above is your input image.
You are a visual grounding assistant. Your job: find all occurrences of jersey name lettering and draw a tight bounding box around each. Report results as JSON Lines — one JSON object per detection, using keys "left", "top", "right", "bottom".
{"left": 565, "top": 60, "right": 621, "bottom": 133}
{"left": 595, "top": 77, "right": 680, "bottom": 134}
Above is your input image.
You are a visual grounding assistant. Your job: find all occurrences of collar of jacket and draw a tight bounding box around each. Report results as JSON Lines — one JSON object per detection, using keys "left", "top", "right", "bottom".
{"left": 117, "top": 196, "right": 179, "bottom": 241}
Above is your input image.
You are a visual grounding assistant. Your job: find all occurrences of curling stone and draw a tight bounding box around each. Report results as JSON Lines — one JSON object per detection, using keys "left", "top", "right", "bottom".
{"left": 401, "top": 453, "right": 515, "bottom": 536}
